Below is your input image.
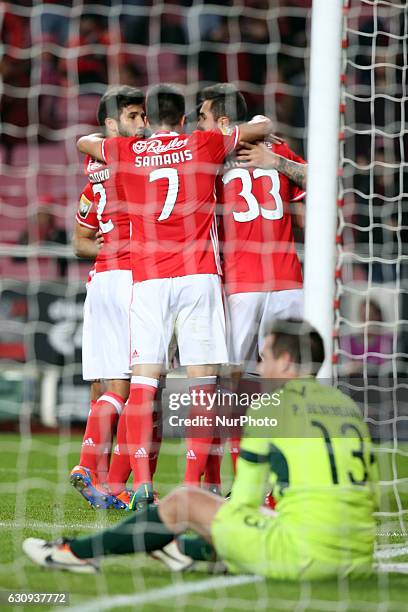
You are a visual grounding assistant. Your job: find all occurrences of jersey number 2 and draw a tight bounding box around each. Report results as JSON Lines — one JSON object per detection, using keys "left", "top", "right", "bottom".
{"left": 222, "top": 168, "right": 284, "bottom": 222}
{"left": 92, "top": 183, "right": 114, "bottom": 233}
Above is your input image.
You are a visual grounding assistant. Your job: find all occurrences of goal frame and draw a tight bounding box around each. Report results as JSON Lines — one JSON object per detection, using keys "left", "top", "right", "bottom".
{"left": 304, "top": 0, "right": 344, "bottom": 378}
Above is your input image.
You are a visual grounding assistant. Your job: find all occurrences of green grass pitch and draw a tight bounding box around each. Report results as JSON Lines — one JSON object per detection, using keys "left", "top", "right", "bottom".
{"left": 0, "top": 433, "right": 407, "bottom": 611}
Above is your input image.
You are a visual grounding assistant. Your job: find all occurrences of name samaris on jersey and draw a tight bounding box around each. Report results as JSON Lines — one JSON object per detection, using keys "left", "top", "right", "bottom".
{"left": 132, "top": 137, "right": 192, "bottom": 168}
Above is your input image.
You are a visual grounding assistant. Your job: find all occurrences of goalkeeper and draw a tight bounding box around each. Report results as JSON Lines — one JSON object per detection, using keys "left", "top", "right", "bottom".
{"left": 23, "top": 319, "right": 379, "bottom": 580}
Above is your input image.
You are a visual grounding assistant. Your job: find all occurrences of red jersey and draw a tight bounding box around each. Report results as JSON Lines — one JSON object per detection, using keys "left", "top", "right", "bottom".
{"left": 75, "top": 156, "right": 131, "bottom": 273}
{"left": 218, "top": 141, "right": 306, "bottom": 294}
{"left": 102, "top": 128, "right": 240, "bottom": 282}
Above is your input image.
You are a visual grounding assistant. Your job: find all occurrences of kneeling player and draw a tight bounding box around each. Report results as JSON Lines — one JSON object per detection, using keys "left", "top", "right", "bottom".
{"left": 23, "top": 320, "right": 378, "bottom": 580}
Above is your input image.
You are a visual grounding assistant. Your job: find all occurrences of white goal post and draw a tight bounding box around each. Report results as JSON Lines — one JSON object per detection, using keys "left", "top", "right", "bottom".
{"left": 304, "top": 0, "right": 344, "bottom": 378}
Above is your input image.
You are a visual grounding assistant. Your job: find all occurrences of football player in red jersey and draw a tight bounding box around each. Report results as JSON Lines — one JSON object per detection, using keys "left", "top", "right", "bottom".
{"left": 77, "top": 84, "right": 273, "bottom": 509}
{"left": 70, "top": 86, "right": 161, "bottom": 510}
{"left": 198, "top": 84, "right": 307, "bottom": 473}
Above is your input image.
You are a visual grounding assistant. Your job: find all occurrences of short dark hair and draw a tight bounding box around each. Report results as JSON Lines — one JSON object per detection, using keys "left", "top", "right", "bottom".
{"left": 266, "top": 319, "right": 325, "bottom": 375}
{"left": 97, "top": 86, "right": 145, "bottom": 126}
{"left": 146, "top": 84, "right": 185, "bottom": 127}
{"left": 199, "top": 83, "right": 247, "bottom": 123}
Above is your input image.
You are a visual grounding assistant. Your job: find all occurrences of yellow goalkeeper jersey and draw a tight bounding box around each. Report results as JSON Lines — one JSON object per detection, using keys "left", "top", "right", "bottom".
{"left": 229, "top": 377, "right": 379, "bottom": 562}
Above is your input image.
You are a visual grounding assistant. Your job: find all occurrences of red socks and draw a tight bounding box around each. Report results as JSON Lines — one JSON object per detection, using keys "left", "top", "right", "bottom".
{"left": 229, "top": 437, "right": 241, "bottom": 474}
{"left": 149, "top": 400, "right": 163, "bottom": 479}
{"left": 79, "top": 393, "right": 124, "bottom": 480}
{"left": 126, "top": 376, "right": 159, "bottom": 490}
{"left": 184, "top": 377, "right": 217, "bottom": 487}
{"left": 203, "top": 438, "right": 223, "bottom": 489}
{"left": 108, "top": 382, "right": 163, "bottom": 494}
{"left": 107, "top": 410, "right": 131, "bottom": 495}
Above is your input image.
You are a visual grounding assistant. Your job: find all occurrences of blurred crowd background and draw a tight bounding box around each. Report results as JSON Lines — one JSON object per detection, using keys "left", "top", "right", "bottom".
{"left": 0, "top": 0, "right": 407, "bottom": 426}
{"left": 1, "top": 0, "right": 312, "bottom": 152}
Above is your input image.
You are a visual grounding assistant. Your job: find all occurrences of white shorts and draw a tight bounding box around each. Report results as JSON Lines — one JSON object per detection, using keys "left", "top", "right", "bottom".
{"left": 227, "top": 289, "right": 304, "bottom": 368}
{"left": 82, "top": 269, "right": 133, "bottom": 380}
{"left": 130, "top": 274, "right": 228, "bottom": 367}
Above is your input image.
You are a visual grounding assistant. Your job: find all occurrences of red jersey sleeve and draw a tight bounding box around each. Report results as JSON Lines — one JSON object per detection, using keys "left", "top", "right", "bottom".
{"left": 75, "top": 183, "right": 98, "bottom": 229}
{"left": 201, "top": 126, "right": 240, "bottom": 164}
{"left": 101, "top": 136, "right": 124, "bottom": 165}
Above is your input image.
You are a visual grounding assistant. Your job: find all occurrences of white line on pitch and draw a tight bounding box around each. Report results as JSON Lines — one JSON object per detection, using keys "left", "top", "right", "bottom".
{"left": 3, "top": 518, "right": 408, "bottom": 555}
{"left": 0, "top": 467, "right": 59, "bottom": 474}
{"left": 0, "top": 520, "right": 103, "bottom": 531}
{"left": 376, "top": 563, "right": 408, "bottom": 574}
{"left": 62, "top": 574, "right": 263, "bottom": 612}
{"left": 3, "top": 518, "right": 408, "bottom": 553}
{"left": 375, "top": 545, "right": 408, "bottom": 559}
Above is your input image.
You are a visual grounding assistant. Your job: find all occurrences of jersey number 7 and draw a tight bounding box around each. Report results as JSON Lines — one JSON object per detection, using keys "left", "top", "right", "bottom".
{"left": 150, "top": 168, "right": 179, "bottom": 221}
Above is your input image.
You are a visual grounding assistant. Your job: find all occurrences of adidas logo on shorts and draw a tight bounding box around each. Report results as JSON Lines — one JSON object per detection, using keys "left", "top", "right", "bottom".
{"left": 113, "top": 444, "right": 120, "bottom": 455}
{"left": 134, "top": 447, "right": 148, "bottom": 458}
{"left": 212, "top": 446, "right": 224, "bottom": 456}
{"left": 82, "top": 438, "right": 95, "bottom": 447}
{"left": 186, "top": 449, "right": 196, "bottom": 460}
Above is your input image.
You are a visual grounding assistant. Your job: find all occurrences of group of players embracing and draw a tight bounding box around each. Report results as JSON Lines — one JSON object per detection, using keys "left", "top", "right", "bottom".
{"left": 23, "top": 83, "right": 379, "bottom": 580}
{"left": 70, "top": 82, "right": 306, "bottom": 510}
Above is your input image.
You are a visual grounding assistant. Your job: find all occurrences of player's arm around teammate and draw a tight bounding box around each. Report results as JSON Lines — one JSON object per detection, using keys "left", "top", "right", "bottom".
{"left": 237, "top": 140, "right": 307, "bottom": 190}
{"left": 76, "top": 110, "right": 274, "bottom": 162}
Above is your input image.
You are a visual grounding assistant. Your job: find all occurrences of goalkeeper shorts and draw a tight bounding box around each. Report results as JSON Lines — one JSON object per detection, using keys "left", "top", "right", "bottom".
{"left": 211, "top": 502, "right": 374, "bottom": 580}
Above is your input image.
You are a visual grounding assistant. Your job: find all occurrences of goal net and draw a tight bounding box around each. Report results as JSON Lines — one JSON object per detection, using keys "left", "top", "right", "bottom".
{"left": 0, "top": 0, "right": 407, "bottom": 609}
{"left": 334, "top": 0, "right": 408, "bottom": 572}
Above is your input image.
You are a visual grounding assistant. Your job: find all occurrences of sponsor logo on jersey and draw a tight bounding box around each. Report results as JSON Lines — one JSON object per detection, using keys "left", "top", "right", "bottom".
{"left": 87, "top": 158, "right": 104, "bottom": 173}
{"left": 78, "top": 195, "right": 92, "bottom": 219}
{"left": 132, "top": 137, "right": 187, "bottom": 155}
